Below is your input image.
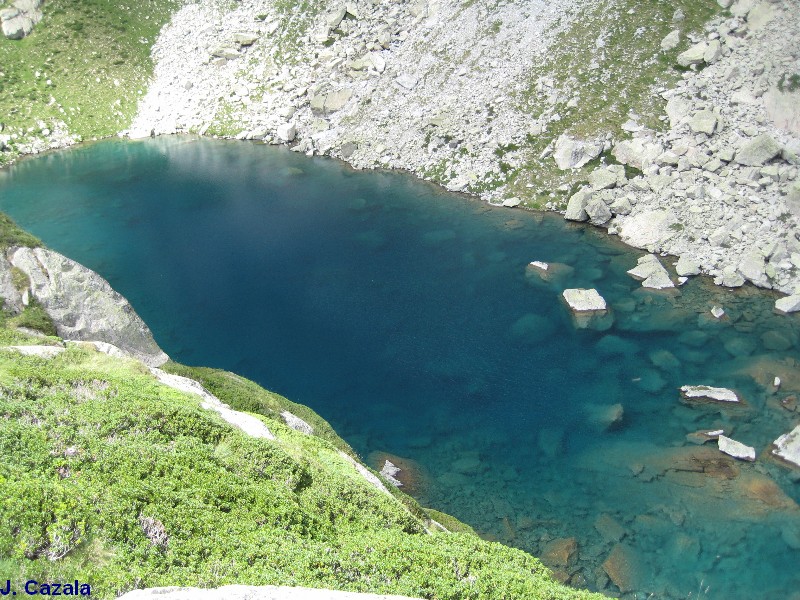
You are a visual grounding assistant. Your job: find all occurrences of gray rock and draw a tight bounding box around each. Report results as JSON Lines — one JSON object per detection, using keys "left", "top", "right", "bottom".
{"left": 676, "top": 256, "right": 701, "bottom": 276}
{"left": 617, "top": 210, "right": 679, "bottom": 249}
{"left": 562, "top": 288, "right": 607, "bottom": 311}
{"left": 775, "top": 294, "right": 800, "bottom": 314}
{"left": 380, "top": 460, "right": 403, "bottom": 487}
{"left": 585, "top": 198, "right": 612, "bottom": 225}
{"left": 553, "top": 134, "right": 603, "bottom": 170}
{"left": 212, "top": 47, "right": 240, "bottom": 60}
{"left": 660, "top": 30, "right": 681, "bottom": 52}
{"left": 564, "top": 188, "right": 590, "bottom": 221}
{"left": 747, "top": 3, "right": 776, "bottom": 30}
{"left": 233, "top": 32, "right": 259, "bottom": 46}
{"left": 735, "top": 134, "right": 782, "bottom": 166}
{"left": 680, "top": 385, "right": 740, "bottom": 403}
{"left": 772, "top": 425, "right": 800, "bottom": 468}
{"left": 677, "top": 42, "right": 708, "bottom": 67}
{"left": 689, "top": 110, "right": 719, "bottom": 135}
{"left": 764, "top": 88, "right": 800, "bottom": 136}
{"left": 666, "top": 97, "right": 692, "bottom": 127}
{"left": 277, "top": 122, "right": 296, "bottom": 142}
{"left": 738, "top": 251, "right": 770, "bottom": 287}
{"left": 703, "top": 40, "right": 722, "bottom": 64}
{"left": 395, "top": 74, "right": 418, "bottom": 90}
{"left": 310, "top": 88, "right": 353, "bottom": 116}
{"left": 718, "top": 435, "right": 756, "bottom": 461}
{"left": 730, "top": 0, "right": 756, "bottom": 18}
{"left": 717, "top": 267, "right": 745, "bottom": 288}
{"left": 627, "top": 254, "right": 675, "bottom": 289}
{"left": 589, "top": 167, "right": 620, "bottom": 191}
{"left": 8, "top": 247, "right": 168, "bottom": 367}
{"left": 610, "top": 196, "right": 633, "bottom": 215}
{"left": 280, "top": 411, "right": 314, "bottom": 435}
{"left": 327, "top": 6, "right": 347, "bottom": 28}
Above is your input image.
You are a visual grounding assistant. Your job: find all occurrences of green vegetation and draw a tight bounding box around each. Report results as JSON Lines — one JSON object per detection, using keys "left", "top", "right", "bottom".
{"left": 7, "top": 298, "right": 57, "bottom": 336}
{"left": 0, "top": 212, "right": 40, "bottom": 249}
{"left": 0, "top": 0, "right": 180, "bottom": 164}
{"left": 502, "top": 0, "right": 720, "bottom": 203}
{"left": 0, "top": 314, "right": 602, "bottom": 599}
{"left": 778, "top": 72, "right": 800, "bottom": 93}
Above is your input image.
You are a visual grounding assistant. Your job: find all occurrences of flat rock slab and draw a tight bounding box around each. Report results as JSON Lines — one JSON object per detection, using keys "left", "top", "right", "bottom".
{"left": 680, "top": 385, "right": 740, "bottom": 403}
{"left": 562, "top": 288, "right": 607, "bottom": 311}
{"left": 718, "top": 435, "right": 756, "bottom": 461}
{"left": 772, "top": 425, "right": 800, "bottom": 468}
{"left": 775, "top": 294, "right": 800, "bottom": 314}
{"left": 119, "top": 586, "right": 423, "bottom": 600}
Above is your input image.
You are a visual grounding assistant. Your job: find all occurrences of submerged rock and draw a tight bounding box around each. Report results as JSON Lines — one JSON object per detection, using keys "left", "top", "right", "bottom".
{"left": 680, "top": 385, "right": 740, "bottom": 404}
{"left": 772, "top": 425, "right": 800, "bottom": 468}
{"left": 602, "top": 543, "right": 642, "bottom": 594}
{"left": 718, "top": 435, "right": 756, "bottom": 461}
{"left": 540, "top": 537, "right": 577, "bottom": 568}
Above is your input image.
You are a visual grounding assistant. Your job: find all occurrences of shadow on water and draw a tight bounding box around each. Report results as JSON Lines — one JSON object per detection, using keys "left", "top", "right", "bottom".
{"left": 1, "top": 136, "right": 799, "bottom": 599}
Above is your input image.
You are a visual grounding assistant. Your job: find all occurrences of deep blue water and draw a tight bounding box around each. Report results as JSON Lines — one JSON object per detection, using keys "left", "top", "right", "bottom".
{"left": 2, "top": 136, "right": 800, "bottom": 599}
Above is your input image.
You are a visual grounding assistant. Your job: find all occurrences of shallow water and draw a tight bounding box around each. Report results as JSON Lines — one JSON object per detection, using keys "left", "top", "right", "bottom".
{"left": 1, "top": 137, "right": 799, "bottom": 599}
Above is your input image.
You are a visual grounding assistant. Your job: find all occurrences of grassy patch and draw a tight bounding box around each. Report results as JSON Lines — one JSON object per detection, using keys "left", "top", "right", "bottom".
{"left": 0, "top": 212, "right": 41, "bottom": 250}
{"left": 0, "top": 0, "right": 181, "bottom": 161}
{"left": 8, "top": 299, "right": 57, "bottom": 336}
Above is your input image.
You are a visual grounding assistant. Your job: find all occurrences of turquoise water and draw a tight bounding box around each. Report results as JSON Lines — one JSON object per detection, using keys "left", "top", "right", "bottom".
{"left": 1, "top": 136, "right": 799, "bottom": 599}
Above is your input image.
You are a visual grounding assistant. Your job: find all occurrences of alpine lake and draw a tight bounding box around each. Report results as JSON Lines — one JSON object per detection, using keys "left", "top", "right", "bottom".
{"left": 1, "top": 136, "right": 799, "bottom": 599}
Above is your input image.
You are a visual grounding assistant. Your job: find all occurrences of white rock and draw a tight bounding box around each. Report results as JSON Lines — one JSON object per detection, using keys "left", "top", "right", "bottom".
{"left": 774, "top": 377, "right": 781, "bottom": 388}
{"left": 660, "top": 30, "right": 680, "bottom": 52}
{"left": 627, "top": 254, "right": 674, "bottom": 289}
{"left": 280, "top": 411, "right": 314, "bottom": 435}
{"left": 502, "top": 197, "right": 521, "bottom": 207}
{"left": 680, "top": 385, "right": 739, "bottom": 403}
{"left": 676, "top": 255, "right": 701, "bottom": 276}
{"left": 380, "top": 460, "right": 403, "bottom": 487}
{"left": 564, "top": 188, "right": 590, "bottom": 221}
{"left": 617, "top": 210, "right": 679, "bottom": 249}
{"left": 775, "top": 294, "right": 800, "bottom": 314}
{"left": 276, "top": 122, "right": 296, "bottom": 142}
{"left": 718, "top": 435, "right": 756, "bottom": 461}
{"left": 772, "top": 425, "right": 800, "bottom": 468}
{"left": 529, "top": 261, "right": 549, "bottom": 271}
{"left": 553, "top": 134, "right": 603, "bottom": 170}
{"left": 677, "top": 42, "right": 708, "bottom": 67}
{"left": 711, "top": 306, "right": 726, "bottom": 319}
{"left": 562, "top": 288, "right": 607, "bottom": 312}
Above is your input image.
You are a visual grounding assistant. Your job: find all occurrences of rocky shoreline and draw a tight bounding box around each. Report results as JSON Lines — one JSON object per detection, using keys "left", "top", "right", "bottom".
{"left": 120, "top": 0, "right": 800, "bottom": 300}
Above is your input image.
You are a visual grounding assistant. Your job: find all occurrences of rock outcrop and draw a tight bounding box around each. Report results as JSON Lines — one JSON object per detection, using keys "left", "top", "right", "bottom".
{"left": 4, "top": 246, "right": 168, "bottom": 367}
{"left": 1, "top": 0, "right": 44, "bottom": 40}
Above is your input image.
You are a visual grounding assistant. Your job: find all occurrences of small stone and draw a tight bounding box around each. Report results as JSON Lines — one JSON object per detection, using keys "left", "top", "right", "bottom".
{"left": 502, "top": 197, "right": 521, "bottom": 208}
{"left": 711, "top": 305, "right": 725, "bottom": 319}
{"left": 718, "top": 435, "right": 756, "bottom": 461}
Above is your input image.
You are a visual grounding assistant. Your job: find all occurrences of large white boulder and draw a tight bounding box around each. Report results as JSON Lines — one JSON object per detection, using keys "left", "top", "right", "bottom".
{"left": 718, "top": 435, "right": 756, "bottom": 461}
{"left": 562, "top": 288, "right": 607, "bottom": 311}
{"left": 772, "top": 425, "right": 800, "bottom": 468}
